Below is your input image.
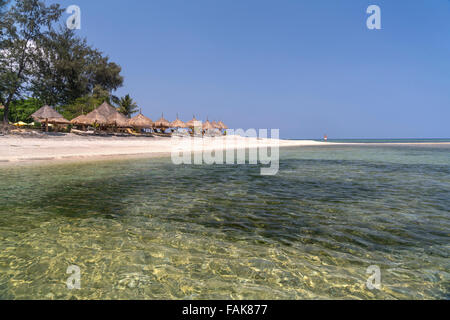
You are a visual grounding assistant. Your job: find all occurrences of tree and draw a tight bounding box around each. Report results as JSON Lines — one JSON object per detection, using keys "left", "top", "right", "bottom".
{"left": 0, "top": 1, "right": 10, "bottom": 106}
{"left": 1, "top": 1, "right": 124, "bottom": 127}
{"left": 9, "top": 97, "right": 41, "bottom": 122}
{"left": 31, "top": 27, "right": 124, "bottom": 106}
{"left": 0, "top": 0, "right": 63, "bottom": 124}
{"left": 116, "top": 94, "right": 138, "bottom": 118}
{"left": 59, "top": 85, "right": 111, "bottom": 120}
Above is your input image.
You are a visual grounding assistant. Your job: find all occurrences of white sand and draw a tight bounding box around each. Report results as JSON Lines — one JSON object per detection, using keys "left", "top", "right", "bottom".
{"left": 0, "top": 134, "right": 330, "bottom": 164}
{"left": 2, "top": 134, "right": 448, "bottom": 165}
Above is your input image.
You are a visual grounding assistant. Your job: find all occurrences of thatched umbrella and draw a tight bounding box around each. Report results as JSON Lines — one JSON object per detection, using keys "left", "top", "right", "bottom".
{"left": 46, "top": 117, "right": 70, "bottom": 125}
{"left": 217, "top": 121, "right": 228, "bottom": 130}
{"left": 106, "top": 112, "right": 130, "bottom": 128}
{"left": 154, "top": 113, "right": 170, "bottom": 133}
{"left": 31, "top": 105, "right": 61, "bottom": 120}
{"left": 84, "top": 109, "right": 108, "bottom": 127}
{"left": 70, "top": 114, "right": 89, "bottom": 125}
{"left": 202, "top": 119, "right": 214, "bottom": 131}
{"left": 170, "top": 114, "right": 187, "bottom": 128}
{"left": 95, "top": 101, "right": 118, "bottom": 118}
{"left": 70, "top": 114, "right": 89, "bottom": 131}
{"left": 154, "top": 113, "right": 170, "bottom": 128}
{"left": 186, "top": 116, "right": 199, "bottom": 128}
{"left": 128, "top": 113, "right": 153, "bottom": 129}
{"left": 79, "top": 101, "right": 119, "bottom": 130}
{"left": 31, "top": 105, "right": 69, "bottom": 132}
{"left": 211, "top": 121, "right": 221, "bottom": 129}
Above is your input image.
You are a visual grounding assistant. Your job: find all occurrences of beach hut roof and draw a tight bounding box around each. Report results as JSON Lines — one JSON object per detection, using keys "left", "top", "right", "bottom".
{"left": 95, "top": 101, "right": 118, "bottom": 118}
{"left": 70, "top": 114, "right": 89, "bottom": 125}
{"left": 211, "top": 121, "right": 221, "bottom": 129}
{"left": 84, "top": 109, "right": 108, "bottom": 125}
{"left": 31, "top": 105, "right": 64, "bottom": 121}
{"left": 128, "top": 113, "right": 153, "bottom": 128}
{"left": 170, "top": 115, "right": 187, "bottom": 128}
{"left": 107, "top": 111, "right": 130, "bottom": 127}
{"left": 170, "top": 119, "right": 187, "bottom": 128}
{"left": 186, "top": 116, "right": 200, "bottom": 128}
{"left": 154, "top": 114, "right": 170, "bottom": 128}
{"left": 46, "top": 117, "right": 71, "bottom": 125}
{"left": 217, "top": 121, "right": 228, "bottom": 130}
{"left": 202, "top": 120, "right": 214, "bottom": 130}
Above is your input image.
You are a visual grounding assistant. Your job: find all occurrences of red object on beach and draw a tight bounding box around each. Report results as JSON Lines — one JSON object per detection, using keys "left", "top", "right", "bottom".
{"left": 324, "top": 135, "right": 328, "bottom": 141}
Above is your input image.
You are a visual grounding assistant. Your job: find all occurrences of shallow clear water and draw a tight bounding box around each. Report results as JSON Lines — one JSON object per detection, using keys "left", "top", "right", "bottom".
{"left": 317, "top": 139, "right": 450, "bottom": 143}
{"left": 0, "top": 144, "right": 449, "bottom": 299}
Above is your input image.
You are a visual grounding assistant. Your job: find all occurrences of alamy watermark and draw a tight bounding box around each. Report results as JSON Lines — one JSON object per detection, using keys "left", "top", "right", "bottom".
{"left": 366, "top": 265, "right": 381, "bottom": 290}
{"left": 65, "top": 4, "right": 380, "bottom": 31}
{"left": 366, "top": 5, "right": 381, "bottom": 30}
{"left": 66, "top": 265, "right": 81, "bottom": 290}
{"left": 66, "top": 5, "right": 81, "bottom": 30}
{"left": 170, "top": 123, "right": 280, "bottom": 176}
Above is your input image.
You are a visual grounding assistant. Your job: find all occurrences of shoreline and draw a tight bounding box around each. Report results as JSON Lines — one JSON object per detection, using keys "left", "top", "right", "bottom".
{"left": 0, "top": 134, "right": 329, "bottom": 166}
{"left": 1, "top": 134, "right": 449, "bottom": 166}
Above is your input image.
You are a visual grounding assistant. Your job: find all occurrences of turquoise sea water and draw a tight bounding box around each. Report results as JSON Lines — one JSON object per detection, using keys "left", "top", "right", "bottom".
{"left": 315, "top": 139, "right": 450, "bottom": 143}
{"left": 0, "top": 143, "right": 449, "bottom": 299}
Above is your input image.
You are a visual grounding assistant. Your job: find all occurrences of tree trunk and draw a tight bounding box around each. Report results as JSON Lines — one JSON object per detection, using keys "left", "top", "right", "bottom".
{"left": 2, "top": 37, "right": 31, "bottom": 126}
{"left": 2, "top": 105, "right": 9, "bottom": 124}
{"left": 2, "top": 96, "right": 12, "bottom": 125}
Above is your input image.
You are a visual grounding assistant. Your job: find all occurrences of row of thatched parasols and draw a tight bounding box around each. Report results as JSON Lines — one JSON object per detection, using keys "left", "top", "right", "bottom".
{"left": 31, "top": 103, "right": 228, "bottom": 131}
{"left": 71, "top": 102, "right": 228, "bottom": 131}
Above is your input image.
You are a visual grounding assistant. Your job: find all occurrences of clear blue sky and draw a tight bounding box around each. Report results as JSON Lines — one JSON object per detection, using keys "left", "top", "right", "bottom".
{"left": 57, "top": 0, "right": 450, "bottom": 139}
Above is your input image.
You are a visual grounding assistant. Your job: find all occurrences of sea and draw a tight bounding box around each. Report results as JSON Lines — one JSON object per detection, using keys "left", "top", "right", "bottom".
{"left": 0, "top": 140, "right": 449, "bottom": 299}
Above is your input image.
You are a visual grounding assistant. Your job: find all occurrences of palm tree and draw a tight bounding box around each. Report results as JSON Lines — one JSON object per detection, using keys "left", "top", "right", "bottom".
{"left": 116, "top": 94, "right": 138, "bottom": 118}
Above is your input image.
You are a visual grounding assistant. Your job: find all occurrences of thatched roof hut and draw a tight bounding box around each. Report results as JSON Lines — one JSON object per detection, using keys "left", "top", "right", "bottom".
{"left": 170, "top": 115, "right": 187, "bottom": 128}
{"left": 81, "top": 101, "right": 129, "bottom": 127}
{"left": 186, "top": 116, "right": 200, "bottom": 128}
{"left": 84, "top": 109, "right": 108, "bottom": 125}
{"left": 217, "top": 121, "right": 228, "bottom": 130}
{"left": 95, "top": 101, "right": 117, "bottom": 118}
{"left": 211, "top": 121, "right": 221, "bottom": 129}
{"left": 46, "top": 117, "right": 70, "bottom": 125}
{"left": 70, "top": 114, "right": 89, "bottom": 125}
{"left": 83, "top": 101, "right": 119, "bottom": 126}
{"left": 154, "top": 114, "right": 170, "bottom": 128}
{"left": 107, "top": 112, "right": 130, "bottom": 127}
{"left": 30, "top": 105, "right": 70, "bottom": 131}
{"left": 31, "top": 105, "right": 67, "bottom": 123}
{"left": 128, "top": 113, "right": 153, "bottom": 128}
{"left": 202, "top": 120, "right": 214, "bottom": 131}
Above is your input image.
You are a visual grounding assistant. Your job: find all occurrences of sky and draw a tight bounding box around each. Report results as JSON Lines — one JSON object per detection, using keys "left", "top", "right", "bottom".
{"left": 55, "top": 0, "right": 449, "bottom": 139}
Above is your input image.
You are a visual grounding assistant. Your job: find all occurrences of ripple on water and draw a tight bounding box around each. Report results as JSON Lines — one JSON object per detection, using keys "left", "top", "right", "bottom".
{"left": 0, "top": 145, "right": 449, "bottom": 299}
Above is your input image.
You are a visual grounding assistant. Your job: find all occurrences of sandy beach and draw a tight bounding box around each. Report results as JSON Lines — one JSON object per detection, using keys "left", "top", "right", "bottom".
{"left": 2, "top": 134, "right": 449, "bottom": 165}
{"left": 0, "top": 134, "right": 332, "bottom": 164}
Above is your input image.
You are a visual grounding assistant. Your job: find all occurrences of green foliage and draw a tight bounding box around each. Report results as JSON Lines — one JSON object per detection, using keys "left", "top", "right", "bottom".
{"left": 0, "top": 0, "right": 63, "bottom": 123}
{"left": 8, "top": 97, "right": 42, "bottom": 122}
{"left": 59, "top": 85, "right": 110, "bottom": 120}
{"left": 31, "top": 27, "right": 124, "bottom": 106}
{"left": 116, "top": 94, "right": 139, "bottom": 118}
{"left": 1, "top": 0, "right": 124, "bottom": 124}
